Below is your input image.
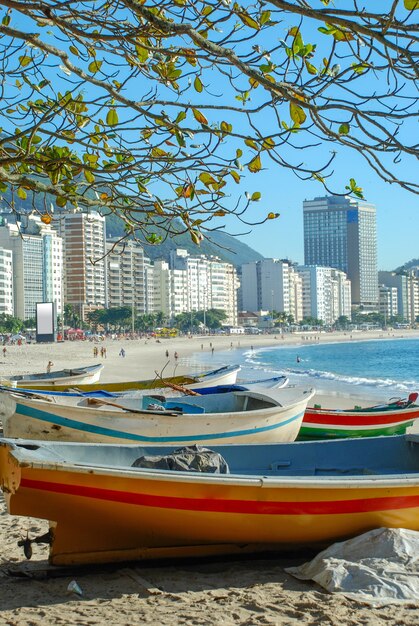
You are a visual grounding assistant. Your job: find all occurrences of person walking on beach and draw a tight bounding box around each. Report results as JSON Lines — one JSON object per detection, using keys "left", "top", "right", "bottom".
{"left": 174, "top": 351, "right": 178, "bottom": 361}
{"left": 119, "top": 348, "right": 126, "bottom": 358}
{"left": 165, "top": 349, "right": 169, "bottom": 358}
{"left": 2, "top": 346, "right": 6, "bottom": 358}
{"left": 47, "top": 360, "right": 54, "bottom": 373}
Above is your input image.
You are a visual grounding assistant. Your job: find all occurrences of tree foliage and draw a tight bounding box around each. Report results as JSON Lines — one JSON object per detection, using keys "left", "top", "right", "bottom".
{"left": 0, "top": 1, "right": 417, "bottom": 245}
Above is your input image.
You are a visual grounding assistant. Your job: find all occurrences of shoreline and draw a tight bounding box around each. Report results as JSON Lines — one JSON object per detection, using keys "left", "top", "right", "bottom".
{"left": 1, "top": 328, "right": 419, "bottom": 383}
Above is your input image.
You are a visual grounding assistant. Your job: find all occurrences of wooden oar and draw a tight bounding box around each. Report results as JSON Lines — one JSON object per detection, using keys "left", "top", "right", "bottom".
{"left": 154, "top": 371, "right": 201, "bottom": 396}
{"left": 86, "top": 397, "right": 182, "bottom": 416}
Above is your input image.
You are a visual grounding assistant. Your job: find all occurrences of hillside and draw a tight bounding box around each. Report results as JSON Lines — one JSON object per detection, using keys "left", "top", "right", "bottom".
{"left": 106, "top": 213, "right": 264, "bottom": 267}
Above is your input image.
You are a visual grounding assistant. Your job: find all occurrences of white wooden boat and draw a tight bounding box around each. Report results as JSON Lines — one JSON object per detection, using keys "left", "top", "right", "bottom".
{"left": 3, "top": 363, "right": 104, "bottom": 387}
{"left": 1, "top": 435, "right": 418, "bottom": 565}
{"left": 0, "top": 386, "right": 315, "bottom": 445}
{"left": 16, "top": 364, "right": 241, "bottom": 392}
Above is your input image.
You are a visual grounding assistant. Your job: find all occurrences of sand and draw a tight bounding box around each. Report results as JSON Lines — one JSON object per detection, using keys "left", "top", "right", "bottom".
{"left": 1, "top": 329, "right": 419, "bottom": 624}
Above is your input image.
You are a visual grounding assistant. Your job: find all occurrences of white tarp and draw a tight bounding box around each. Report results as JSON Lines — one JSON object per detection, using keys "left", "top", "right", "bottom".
{"left": 285, "top": 528, "right": 419, "bottom": 606}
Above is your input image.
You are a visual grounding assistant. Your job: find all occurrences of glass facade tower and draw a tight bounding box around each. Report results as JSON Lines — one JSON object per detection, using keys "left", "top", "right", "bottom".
{"left": 303, "top": 196, "right": 378, "bottom": 308}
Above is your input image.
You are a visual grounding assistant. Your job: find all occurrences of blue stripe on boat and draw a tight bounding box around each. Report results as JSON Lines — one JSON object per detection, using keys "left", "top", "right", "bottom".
{"left": 15, "top": 402, "right": 303, "bottom": 443}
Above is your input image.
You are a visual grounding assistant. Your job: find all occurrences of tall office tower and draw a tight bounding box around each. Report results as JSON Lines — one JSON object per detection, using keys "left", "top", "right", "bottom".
{"left": 240, "top": 258, "right": 293, "bottom": 316}
{"left": 296, "top": 265, "right": 352, "bottom": 325}
{"left": 106, "top": 239, "right": 149, "bottom": 315}
{"left": 0, "top": 213, "right": 63, "bottom": 320}
{"left": 303, "top": 196, "right": 378, "bottom": 308}
{"left": 56, "top": 210, "right": 106, "bottom": 321}
{"left": 0, "top": 248, "right": 13, "bottom": 315}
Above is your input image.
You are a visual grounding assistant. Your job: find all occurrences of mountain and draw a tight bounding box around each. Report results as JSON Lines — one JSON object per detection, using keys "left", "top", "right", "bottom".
{"left": 105, "top": 213, "right": 264, "bottom": 267}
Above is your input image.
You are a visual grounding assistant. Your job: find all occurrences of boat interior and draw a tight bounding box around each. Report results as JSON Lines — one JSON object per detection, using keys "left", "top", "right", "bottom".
{"left": 3, "top": 435, "right": 419, "bottom": 478}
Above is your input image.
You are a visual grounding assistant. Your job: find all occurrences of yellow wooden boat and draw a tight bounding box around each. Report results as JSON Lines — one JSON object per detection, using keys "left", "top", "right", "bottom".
{"left": 1, "top": 435, "right": 418, "bottom": 566}
{"left": 14, "top": 364, "right": 241, "bottom": 392}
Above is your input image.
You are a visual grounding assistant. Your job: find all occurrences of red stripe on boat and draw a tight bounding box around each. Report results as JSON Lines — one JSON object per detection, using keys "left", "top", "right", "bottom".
{"left": 20, "top": 478, "right": 419, "bottom": 515}
{"left": 303, "top": 409, "right": 419, "bottom": 426}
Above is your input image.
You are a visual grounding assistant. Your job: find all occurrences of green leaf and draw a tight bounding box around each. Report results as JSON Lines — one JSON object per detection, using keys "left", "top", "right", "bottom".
{"left": 305, "top": 60, "right": 318, "bottom": 75}
{"left": 194, "top": 76, "right": 203, "bottom": 93}
{"left": 84, "top": 170, "right": 95, "bottom": 183}
{"left": 17, "top": 187, "right": 27, "bottom": 200}
{"left": 404, "top": 0, "right": 419, "bottom": 8}
{"left": 88, "top": 60, "right": 102, "bottom": 74}
{"left": 106, "top": 108, "right": 119, "bottom": 126}
{"left": 339, "top": 123, "right": 350, "bottom": 135}
{"left": 251, "top": 191, "right": 261, "bottom": 201}
{"left": 69, "top": 45, "right": 79, "bottom": 57}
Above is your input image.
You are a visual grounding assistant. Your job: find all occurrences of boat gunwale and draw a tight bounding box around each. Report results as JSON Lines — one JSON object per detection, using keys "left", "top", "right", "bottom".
{"left": 7, "top": 453, "right": 419, "bottom": 489}
{"left": 8, "top": 387, "right": 316, "bottom": 420}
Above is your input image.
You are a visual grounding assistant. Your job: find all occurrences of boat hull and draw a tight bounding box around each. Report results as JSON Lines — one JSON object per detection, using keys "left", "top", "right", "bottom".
{"left": 300, "top": 404, "right": 419, "bottom": 439}
{"left": 16, "top": 365, "right": 241, "bottom": 392}
{"left": 0, "top": 388, "right": 314, "bottom": 445}
{"left": 12, "top": 364, "right": 104, "bottom": 387}
{"left": 1, "top": 437, "right": 419, "bottom": 565}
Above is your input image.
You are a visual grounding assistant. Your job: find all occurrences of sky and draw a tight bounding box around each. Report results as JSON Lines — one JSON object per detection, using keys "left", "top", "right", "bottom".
{"left": 235, "top": 146, "right": 418, "bottom": 271}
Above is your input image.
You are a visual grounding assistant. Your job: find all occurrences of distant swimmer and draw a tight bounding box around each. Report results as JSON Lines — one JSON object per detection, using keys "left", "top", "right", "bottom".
{"left": 296, "top": 356, "right": 301, "bottom": 363}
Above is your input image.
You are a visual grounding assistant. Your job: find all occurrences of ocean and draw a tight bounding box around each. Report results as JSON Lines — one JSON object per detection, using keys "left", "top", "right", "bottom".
{"left": 188, "top": 336, "right": 419, "bottom": 403}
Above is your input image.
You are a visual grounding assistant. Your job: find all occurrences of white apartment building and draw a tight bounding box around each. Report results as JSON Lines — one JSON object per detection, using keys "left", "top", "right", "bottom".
{"left": 0, "top": 213, "right": 63, "bottom": 320}
{"left": 296, "top": 265, "right": 352, "bottom": 325}
{"left": 153, "top": 260, "right": 189, "bottom": 317}
{"left": 288, "top": 269, "right": 303, "bottom": 323}
{"left": 0, "top": 248, "right": 13, "bottom": 315}
{"left": 378, "top": 284, "right": 398, "bottom": 323}
{"left": 106, "top": 239, "right": 149, "bottom": 314}
{"left": 379, "top": 271, "right": 419, "bottom": 324}
{"left": 153, "top": 249, "right": 238, "bottom": 325}
{"left": 56, "top": 210, "right": 106, "bottom": 321}
{"left": 240, "top": 258, "right": 299, "bottom": 320}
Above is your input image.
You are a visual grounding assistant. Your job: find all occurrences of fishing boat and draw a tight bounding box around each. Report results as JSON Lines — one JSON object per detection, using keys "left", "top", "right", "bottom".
{"left": 0, "top": 434, "right": 418, "bottom": 566}
{"left": 6, "top": 374, "right": 289, "bottom": 400}
{"left": 2, "top": 363, "right": 104, "bottom": 388}
{"left": 299, "top": 392, "right": 419, "bottom": 440}
{"left": 0, "top": 386, "right": 314, "bottom": 445}
{"left": 14, "top": 364, "right": 241, "bottom": 392}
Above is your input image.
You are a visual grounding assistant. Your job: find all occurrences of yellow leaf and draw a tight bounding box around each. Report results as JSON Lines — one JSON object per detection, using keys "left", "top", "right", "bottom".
{"left": 267, "top": 212, "right": 279, "bottom": 219}
{"left": 182, "top": 184, "right": 194, "bottom": 198}
{"left": 249, "top": 77, "right": 259, "bottom": 89}
{"left": 245, "top": 138, "right": 258, "bottom": 150}
{"left": 230, "top": 171, "right": 241, "bottom": 184}
{"left": 17, "top": 187, "right": 27, "bottom": 200}
{"left": 41, "top": 213, "right": 52, "bottom": 224}
{"left": 290, "top": 102, "right": 306, "bottom": 125}
{"left": 404, "top": 0, "right": 419, "bottom": 8}
{"left": 238, "top": 12, "right": 260, "bottom": 30}
{"left": 248, "top": 154, "right": 262, "bottom": 173}
{"left": 106, "top": 108, "right": 119, "bottom": 126}
{"left": 192, "top": 108, "right": 208, "bottom": 125}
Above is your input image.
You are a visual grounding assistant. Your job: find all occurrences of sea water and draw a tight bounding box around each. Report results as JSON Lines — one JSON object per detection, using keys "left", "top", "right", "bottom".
{"left": 187, "top": 336, "right": 419, "bottom": 403}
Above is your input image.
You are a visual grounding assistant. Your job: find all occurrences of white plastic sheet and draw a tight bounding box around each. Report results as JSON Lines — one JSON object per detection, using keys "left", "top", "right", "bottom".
{"left": 285, "top": 528, "right": 419, "bottom": 606}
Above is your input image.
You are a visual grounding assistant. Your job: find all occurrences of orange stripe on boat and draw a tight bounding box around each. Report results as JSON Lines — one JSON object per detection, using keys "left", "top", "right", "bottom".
{"left": 20, "top": 478, "right": 419, "bottom": 515}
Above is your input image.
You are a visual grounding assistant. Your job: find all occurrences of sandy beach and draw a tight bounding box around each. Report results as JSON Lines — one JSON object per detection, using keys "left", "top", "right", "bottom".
{"left": 1, "top": 329, "right": 419, "bottom": 624}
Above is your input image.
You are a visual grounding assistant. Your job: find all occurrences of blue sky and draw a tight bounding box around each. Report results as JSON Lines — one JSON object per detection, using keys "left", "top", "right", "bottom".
{"left": 232, "top": 139, "right": 418, "bottom": 271}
